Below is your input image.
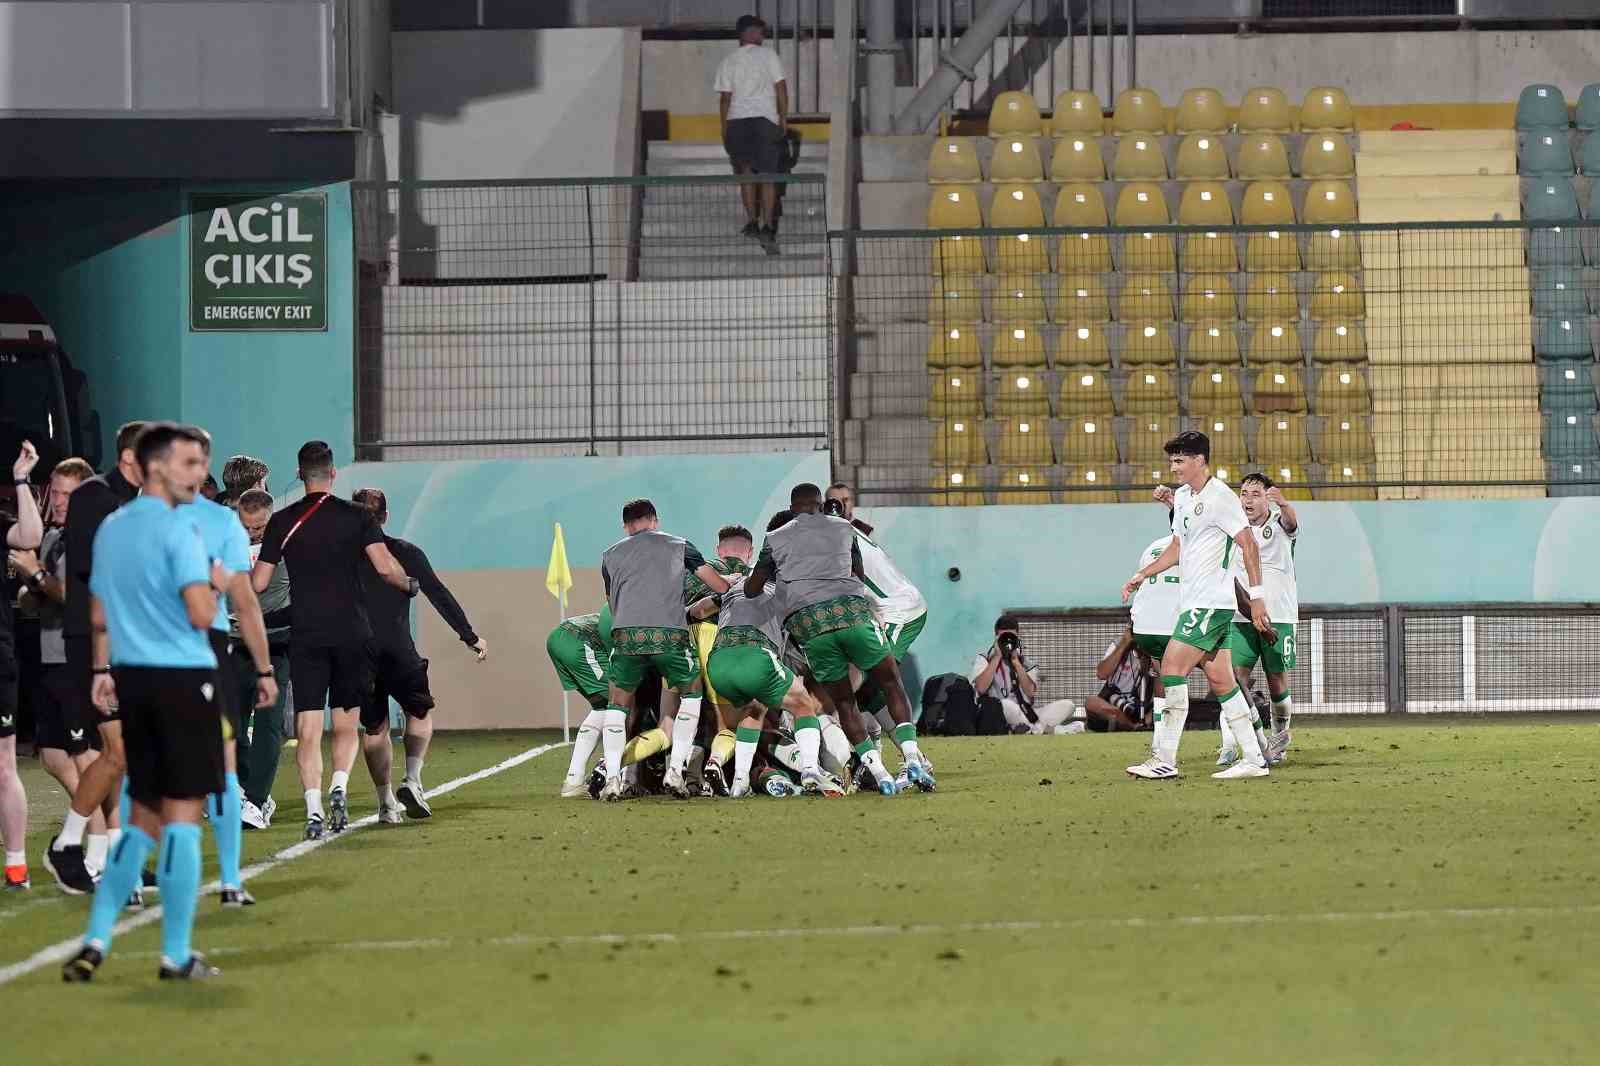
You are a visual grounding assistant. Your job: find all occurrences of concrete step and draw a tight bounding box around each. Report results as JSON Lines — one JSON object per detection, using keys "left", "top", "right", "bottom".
{"left": 1358, "top": 175, "right": 1520, "bottom": 201}
{"left": 1359, "top": 197, "right": 1520, "bottom": 223}
{"left": 1359, "top": 130, "right": 1516, "bottom": 154}
{"left": 1356, "top": 150, "right": 1516, "bottom": 178}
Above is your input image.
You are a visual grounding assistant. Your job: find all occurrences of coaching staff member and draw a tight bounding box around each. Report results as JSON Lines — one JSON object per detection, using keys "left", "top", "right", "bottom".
{"left": 716, "top": 14, "right": 788, "bottom": 252}
{"left": 252, "top": 442, "right": 413, "bottom": 841}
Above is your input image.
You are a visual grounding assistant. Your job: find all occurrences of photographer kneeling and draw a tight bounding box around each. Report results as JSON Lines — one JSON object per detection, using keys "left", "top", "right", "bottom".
{"left": 969, "top": 615, "right": 1082, "bottom": 735}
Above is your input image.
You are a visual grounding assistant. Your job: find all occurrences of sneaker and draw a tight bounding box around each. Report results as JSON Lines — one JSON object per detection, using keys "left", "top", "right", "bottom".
{"left": 875, "top": 774, "right": 900, "bottom": 796}
{"left": 61, "top": 945, "right": 104, "bottom": 983}
{"left": 42, "top": 843, "right": 95, "bottom": 895}
{"left": 800, "top": 770, "right": 837, "bottom": 797}
{"left": 261, "top": 796, "right": 278, "bottom": 826}
{"left": 240, "top": 800, "right": 268, "bottom": 831}
{"left": 662, "top": 766, "right": 692, "bottom": 800}
{"left": 1265, "top": 730, "right": 1291, "bottom": 765}
{"left": 763, "top": 774, "right": 801, "bottom": 797}
{"left": 396, "top": 780, "right": 432, "bottom": 820}
{"left": 599, "top": 776, "right": 624, "bottom": 802}
{"left": 559, "top": 778, "right": 590, "bottom": 799}
{"left": 125, "top": 886, "right": 145, "bottom": 911}
{"left": 3, "top": 866, "right": 28, "bottom": 891}
{"left": 1126, "top": 757, "right": 1180, "bottom": 780}
{"left": 1212, "top": 759, "right": 1270, "bottom": 780}
{"left": 759, "top": 226, "right": 780, "bottom": 256}
{"left": 220, "top": 886, "right": 256, "bottom": 907}
{"left": 159, "top": 952, "right": 221, "bottom": 981}
{"left": 729, "top": 778, "right": 751, "bottom": 799}
{"left": 304, "top": 815, "right": 325, "bottom": 842}
{"left": 740, "top": 220, "right": 760, "bottom": 239}
{"left": 905, "top": 760, "right": 937, "bottom": 793}
{"left": 1215, "top": 746, "right": 1241, "bottom": 769}
{"left": 327, "top": 789, "right": 349, "bottom": 833}
{"left": 377, "top": 803, "right": 405, "bottom": 825}
{"left": 704, "top": 760, "right": 729, "bottom": 797}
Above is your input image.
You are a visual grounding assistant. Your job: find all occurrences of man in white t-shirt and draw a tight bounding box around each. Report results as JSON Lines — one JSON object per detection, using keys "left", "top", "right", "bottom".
{"left": 714, "top": 15, "right": 788, "bottom": 252}
{"left": 1119, "top": 430, "right": 1276, "bottom": 781}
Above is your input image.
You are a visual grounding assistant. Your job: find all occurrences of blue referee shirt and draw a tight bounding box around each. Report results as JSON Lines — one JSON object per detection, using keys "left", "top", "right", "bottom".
{"left": 181, "top": 496, "right": 252, "bottom": 635}
{"left": 90, "top": 496, "right": 217, "bottom": 669}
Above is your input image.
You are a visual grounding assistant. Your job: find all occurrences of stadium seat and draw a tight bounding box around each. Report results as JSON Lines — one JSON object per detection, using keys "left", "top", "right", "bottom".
{"left": 994, "top": 467, "right": 1053, "bottom": 504}
{"left": 929, "top": 417, "right": 986, "bottom": 464}
{"left": 1527, "top": 222, "right": 1585, "bottom": 269}
{"left": 1259, "top": 462, "right": 1314, "bottom": 501}
{"left": 928, "top": 188, "right": 986, "bottom": 275}
{"left": 989, "top": 90, "right": 1043, "bottom": 137}
{"left": 1315, "top": 462, "right": 1376, "bottom": 500}
{"left": 1241, "top": 181, "right": 1301, "bottom": 271}
{"left": 993, "top": 368, "right": 1050, "bottom": 414}
{"left": 928, "top": 368, "right": 984, "bottom": 416}
{"left": 991, "top": 323, "right": 1048, "bottom": 367}
{"left": 1543, "top": 412, "right": 1600, "bottom": 458}
{"left": 1055, "top": 322, "right": 1114, "bottom": 366}
{"left": 1049, "top": 136, "right": 1107, "bottom": 181}
{"left": 1245, "top": 232, "right": 1302, "bottom": 273}
{"left": 1311, "top": 320, "right": 1368, "bottom": 363}
{"left": 1252, "top": 363, "right": 1308, "bottom": 414}
{"left": 1056, "top": 273, "right": 1111, "bottom": 322}
{"left": 990, "top": 185, "right": 1049, "bottom": 273}
{"left": 1304, "top": 179, "right": 1357, "bottom": 222}
{"left": 1536, "top": 315, "right": 1595, "bottom": 360}
{"left": 1547, "top": 457, "right": 1600, "bottom": 497}
{"left": 1315, "top": 416, "right": 1377, "bottom": 463}
{"left": 1056, "top": 366, "right": 1115, "bottom": 416}
{"left": 990, "top": 136, "right": 1045, "bottom": 183}
{"left": 1122, "top": 367, "right": 1178, "bottom": 414}
{"left": 1112, "top": 135, "right": 1170, "bottom": 180}
{"left": 1112, "top": 87, "right": 1165, "bottom": 134}
{"left": 1052, "top": 185, "right": 1113, "bottom": 272}
{"left": 1244, "top": 273, "right": 1299, "bottom": 322}
{"left": 1177, "top": 181, "right": 1233, "bottom": 226}
{"left": 1116, "top": 273, "right": 1175, "bottom": 322}
{"left": 1300, "top": 87, "right": 1354, "bottom": 132}
{"left": 1174, "top": 134, "right": 1231, "bottom": 181}
{"left": 1540, "top": 362, "right": 1598, "bottom": 413}
{"left": 1300, "top": 135, "right": 1356, "bottom": 179}
{"left": 1176, "top": 87, "right": 1229, "bottom": 134}
{"left": 1121, "top": 462, "right": 1174, "bottom": 502}
{"left": 1185, "top": 323, "right": 1243, "bottom": 366}
{"left": 1314, "top": 364, "right": 1371, "bottom": 414}
{"left": 1236, "top": 135, "right": 1293, "bottom": 180}
{"left": 1122, "top": 322, "right": 1178, "bottom": 366}
{"left": 1051, "top": 89, "right": 1105, "bottom": 135}
{"left": 1241, "top": 180, "right": 1296, "bottom": 224}
{"left": 1187, "top": 365, "right": 1244, "bottom": 416}
{"left": 929, "top": 469, "right": 985, "bottom": 506}
{"left": 1061, "top": 416, "right": 1120, "bottom": 464}
{"left": 927, "top": 138, "right": 982, "bottom": 184}
{"left": 1255, "top": 414, "right": 1312, "bottom": 464}
{"left": 1309, "top": 272, "right": 1364, "bottom": 320}
{"left": 994, "top": 417, "right": 1054, "bottom": 463}
{"left": 1127, "top": 416, "right": 1180, "bottom": 461}
{"left": 1578, "top": 84, "right": 1600, "bottom": 132}
{"left": 1198, "top": 415, "right": 1250, "bottom": 474}
{"left": 1515, "top": 84, "right": 1569, "bottom": 131}
{"left": 1248, "top": 321, "right": 1303, "bottom": 364}
{"left": 1580, "top": 134, "right": 1600, "bottom": 176}
{"left": 1520, "top": 131, "right": 1574, "bottom": 176}
{"left": 928, "top": 279, "right": 983, "bottom": 327}
{"left": 1178, "top": 182, "right": 1238, "bottom": 272}
{"left": 926, "top": 325, "right": 982, "bottom": 368}
{"left": 993, "top": 275, "right": 1048, "bottom": 324}
{"left": 1115, "top": 183, "right": 1175, "bottom": 272}
{"left": 1060, "top": 465, "right": 1120, "bottom": 503}
{"left": 1238, "top": 86, "right": 1295, "bottom": 133}
{"left": 1524, "top": 179, "right": 1581, "bottom": 219}
{"left": 1181, "top": 273, "right": 1238, "bottom": 323}
{"left": 1302, "top": 181, "right": 1359, "bottom": 270}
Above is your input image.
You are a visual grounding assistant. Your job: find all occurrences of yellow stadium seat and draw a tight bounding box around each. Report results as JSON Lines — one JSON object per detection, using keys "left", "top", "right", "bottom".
{"left": 928, "top": 187, "right": 985, "bottom": 275}
{"left": 1306, "top": 234, "right": 1359, "bottom": 272}
{"left": 1051, "top": 90, "right": 1105, "bottom": 135}
{"left": 1314, "top": 462, "right": 1376, "bottom": 501}
{"left": 1303, "top": 180, "right": 1358, "bottom": 269}
{"left": 1052, "top": 184, "right": 1112, "bottom": 272}
{"left": 929, "top": 468, "right": 985, "bottom": 506}
{"left": 1185, "top": 323, "right": 1242, "bottom": 366}
{"left": 1178, "top": 181, "right": 1234, "bottom": 226}
{"left": 1245, "top": 229, "right": 1302, "bottom": 272}
{"left": 1052, "top": 182, "right": 1109, "bottom": 226}
{"left": 1127, "top": 416, "right": 1180, "bottom": 461}
{"left": 1121, "top": 463, "right": 1174, "bottom": 502}
{"left": 1241, "top": 180, "right": 1296, "bottom": 224}
{"left": 1112, "top": 87, "right": 1166, "bottom": 134}
{"left": 990, "top": 184, "right": 1048, "bottom": 273}
{"left": 928, "top": 279, "right": 983, "bottom": 327}
{"left": 989, "top": 90, "right": 1043, "bottom": 137}
{"left": 1061, "top": 465, "right": 1120, "bottom": 504}
{"left": 1300, "top": 86, "right": 1354, "bottom": 132}
{"left": 994, "top": 417, "right": 1054, "bottom": 463}
{"left": 1244, "top": 273, "right": 1298, "bottom": 322}
{"left": 928, "top": 368, "right": 984, "bottom": 416}
{"left": 1055, "top": 322, "right": 1114, "bottom": 365}
{"left": 1300, "top": 134, "right": 1356, "bottom": 179}
{"left": 1056, "top": 273, "right": 1111, "bottom": 322}
{"left": 1237, "top": 135, "right": 1292, "bottom": 180}
{"left": 993, "top": 367, "right": 1050, "bottom": 414}
{"left": 1187, "top": 365, "right": 1245, "bottom": 416}
{"left": 1259, "top": 462, "right": 1314, "bottom": 501}
{"left": 993, "top": 275, "right": 1047, "bottom": 324}
{"left": 1057, "top": 366, "right": 1115, "bottom": 416}
{"left": 1124, "top": 234, "right": 1177, "bottom": 274}
{"left": 927, "top": 138, "right": 982, "bottom": 184}
{"left": 1256, "top": 414, "right": 1312, "bottom": 463}
{"left": 995, "top": 467, "right": 1053, "bottom": 505}
{"left": 1315, "top": 416, "right": 1376, "bottom": 463}
{"left": 1112, "top": 135, "right": 1170, "bottom": 180}
{"left": 1240, "top": 180, "right": 1300, "bottom": 272}
{"left": 1199, "top": 414, "right": 1250, "bottom": 472}
{"left": 1115, "top": 183, "right": 1174, "bottom": 273}
{"left": 1251, "top": 363, "right": 1308, "bottom": 414}
{"left": 1181, "top": 273, "right": 1238, "bottom": 323}
{"left": 1048, "top": 135, "right": 1107, "bottom": 181}
{"left": 1123, "top": 321, "right": 1178, "bottom": 366}
{"left": 1311, "top": 320, "right": 1367, "bottom": 364}
{"left": 1238, "top": 86, "right": 1294, "bottom": 133}
{"left": 1116, "top": 273, "right": 1175, "bottom": 322}
{"left": 1175, "top": 133, "right": 1232, "bottom": 181}
{"left": 990, "top": 136, "right": 1045, "bottom": 183}
{"left": 1061, "top": 416, "right": 1119, "bottom": 464}
{"left": 929, "top": 417, "right": 986, "bottom": 464}
{"left": 1304, "top": 180, "right": 1357, "bottom": 223}
{"left": 1314, "top": 364, "right": 1370, "bottom": 414}
{"left": 1248, "top": 321, "right": 1303, "bottom": 364}
{"left": 1122, "top": 367, "right": 1178, "bottom": 415}
{"left": 1309, "top": 272, "right": 1364, "bottom": 320}
{"left": 926, "top": 325, "right": 982, "bottom": 368}
{"left": 1178, "top": 183, "right": 1238, "bottom": 272}
{"left": 991, "top": 324, "right": 1048, "bottom": 367}
{"left": 1175, "top": 87, "right": 1229, "bottom": 134}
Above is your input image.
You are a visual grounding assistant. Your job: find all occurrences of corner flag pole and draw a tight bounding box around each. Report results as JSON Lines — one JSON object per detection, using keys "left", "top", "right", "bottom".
{"left": 545, "top": 522, "right": 574, "bottom": 743}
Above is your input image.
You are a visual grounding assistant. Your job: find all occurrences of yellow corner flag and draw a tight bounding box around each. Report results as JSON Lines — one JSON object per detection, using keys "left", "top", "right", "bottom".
{"left": 545, "top": 523, "right": 573, "bottom": 607}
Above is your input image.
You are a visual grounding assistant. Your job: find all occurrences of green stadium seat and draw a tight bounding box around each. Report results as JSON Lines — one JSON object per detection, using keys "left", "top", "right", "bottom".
{"left": 1579, "top": 133, "right": 1600, "bottom": 176}
{"left": 1516, "top": 84, "right": 1569, "bottom": 131}
{"left": 1542, "top": 362, "right": 1598, "bottom": 413}
{"left": 1543, "top": 412, "right": 1600, "bottom": 458}
{"left": 1528, "top": 223, "right": 1585, "bottom": 268}
{"left": 1523, "top": 179, "right": 1580, "bottom": 219}
{"left": 1520, "top": 132, "right": 1574, "bottom": 176}
{"left": 1532, "top": 268, "right": 1589, "bottom": 316}
{"left": 1577, "top": 84, "right": 1600, "bottom": 132}
{"left": 1536, "top": 315, "right": 1594, "bottom": 360}
{"left": 1547, "top": 458, "right": 1600, "bottom": 496}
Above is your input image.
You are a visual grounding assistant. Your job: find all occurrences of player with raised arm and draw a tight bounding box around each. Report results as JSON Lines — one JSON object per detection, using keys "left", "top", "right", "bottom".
{"left": 1119, "top": 431, "right": 1277, "bottom": 781}
{"left": 1, "top": 441, "right": 43, "bottom": 890}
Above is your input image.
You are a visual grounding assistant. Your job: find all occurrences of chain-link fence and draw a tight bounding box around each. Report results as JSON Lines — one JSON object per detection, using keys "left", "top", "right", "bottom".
{"left": 353, "top": 175, "right": 832, "bottom": 460}
{"left": 838, "top": 218, "right": 1600, "bottom": 505}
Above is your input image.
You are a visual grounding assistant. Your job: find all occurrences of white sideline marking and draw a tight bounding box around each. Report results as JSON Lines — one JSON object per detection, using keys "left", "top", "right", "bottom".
{"left": 0, "top": 741, "right": 566, "bottom": 986}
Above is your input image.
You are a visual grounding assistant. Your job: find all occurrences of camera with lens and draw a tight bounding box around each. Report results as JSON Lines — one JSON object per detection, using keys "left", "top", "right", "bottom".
{"left": 822, "top": 497, "right": 846, "bottom": 518}
{"left": 998, "top": 632, "right": 1021, "bottom": 657}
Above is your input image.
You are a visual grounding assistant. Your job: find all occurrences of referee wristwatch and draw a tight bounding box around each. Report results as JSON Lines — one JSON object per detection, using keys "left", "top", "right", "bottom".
{"left": 27, "top": 568, "right": 47, "bottom": 588}
{"left": 257, "top": 665, "right": 276, "bottom": 678}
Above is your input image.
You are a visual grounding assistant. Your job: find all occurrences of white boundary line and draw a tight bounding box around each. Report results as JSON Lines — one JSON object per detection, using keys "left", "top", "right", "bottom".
{"left": 0, "top": 741, "right": 566, "bottom": 986}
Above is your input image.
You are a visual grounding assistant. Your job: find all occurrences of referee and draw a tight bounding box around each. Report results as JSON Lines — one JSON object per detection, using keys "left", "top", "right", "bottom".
{"left": 64, "top": 424, "right": 245, "bottom": 982}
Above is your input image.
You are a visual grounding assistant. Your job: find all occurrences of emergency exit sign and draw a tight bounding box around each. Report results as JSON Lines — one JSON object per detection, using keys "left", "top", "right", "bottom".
{"left": 189, "top": 192, "right": 327, "bottom": 331}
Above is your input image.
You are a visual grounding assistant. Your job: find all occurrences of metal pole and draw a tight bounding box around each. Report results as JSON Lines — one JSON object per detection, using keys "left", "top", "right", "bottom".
{"left": 585, "top": 186, "right": 597, "bottom": 457}
{"left": 1007, "top": 6, "right": 1016, "bottom": 93}
{"left": 559, "top": 585, "right": 570, "bottom": 743}
{"left": 1105, "top": 0, "right": 1113, "bottom": 101}
{"left": 1065, "top": 0, "right": 1074, "bottom": 92}
{"left": 895, "top": 0, "right": 1029, "bottom": 133}
{"left": 1087, "top": 0, "right": 1095, "bottom": 103}
{"left": 813, "top": 0, "right": 822, "bottom": 114}
{"left": 932, "top": 0, "right": 940, "bottom": 97}
{"left": 1126, "top": 0, "right": 1136, "bottom": 90}
{"left": 865, "top": 0, "right": 895, "bottom": 133}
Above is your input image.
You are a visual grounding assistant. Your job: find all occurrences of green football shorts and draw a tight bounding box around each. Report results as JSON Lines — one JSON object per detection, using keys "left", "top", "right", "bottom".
{"left": 881, "top": 612, "right": 927, "bottom": 663}
{"left": 1228, "top": 621, "right": 1297, "bottom": 674}
{"left": 1132, "top": 631, "right": 1170, "bottom": 660}
{"left": 706, "top": 644, "right": 795, "bottom": 711}
{"left": 802, "top": 620, "right": 891, "bottom": 684}
{"left": 1169, "top": 607, "right": 1235, "bottom": 654}
{"left": 606, "top": 627, "right": 700, "bottom": 692}
{"left": 546, "top": 625, "right": 609, "bottom": 702}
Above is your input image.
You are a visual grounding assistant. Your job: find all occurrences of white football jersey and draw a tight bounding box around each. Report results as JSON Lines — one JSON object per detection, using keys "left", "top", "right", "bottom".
{"left": 1171, "top": 477, "right": 1249, "bottom": 611}
{"left": 1232, "top": 510, "right": 1299, "bottom": 624}
{"left": 1130, "top": 536, "right": 1180, "bottom": 636}
{"left": 855, "top": 529, "right": 928, "bottom": 626}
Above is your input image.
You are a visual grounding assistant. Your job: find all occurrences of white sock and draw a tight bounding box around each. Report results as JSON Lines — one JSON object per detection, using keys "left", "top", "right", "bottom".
{"left": 85, "top": 834, "right": 109, "bottom": 873}
{"left": 106, "top": 827, "right": 122, "bottom": 851}
{"left": 873, "top": 708, "right": 900, "bottom": 749}
{"left": 819, "top": 716, "right": 852, "bottom": 775}
{"left": 669, "top": 698, "right": 702, "bottom": 775}
{"left": 404, "top": 756, "right": 424, "bottom": 784}
{"left": 1157, "top": 683, "right": 1190, "bottom": 765}
{"left": 1148, "top": 694, "right": 1167, "bottom": 756}
{"left": 565, "top": 710, "right": 605, "bottom": 783}
{"left": 330, "top": 770, "right": 349, "bottom": 794}
{"left": 1218, "top": 711, "right": 1238, "bottom": 757}
{"left": 860, "top": 747, "right": 893, "bottom": 785}
{"left": 601, "top": 709, "right": 627, "bottom": 780}
{"left": 305, "top": 789, "right": 324, "bottom": 818}
{"left": 901, "top": 738, "right": 924, "bottom": 765}
{"left": 377, "top": 784, "right": 396, "bottom": 808}
{"left": 4, "top": 850, "right": 23, "bottom": 868}
{"left": 733, "top": 732, "right": 758, "bottom": 787}
{"left": 57, "top": 808, "right": 89, "bottom": 849}
{"left": 795, "top": 720, "right": 821, "bottom": 775}
{"left": 1272, "top": 693, "right": 1293, "bottom": 734}
{"left": 1221, "top": 688, "right": 1266, "bottom": 766}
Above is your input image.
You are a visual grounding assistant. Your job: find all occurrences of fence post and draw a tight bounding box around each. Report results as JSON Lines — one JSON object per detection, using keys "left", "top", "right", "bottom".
{"left": 1385, "top": 605, "right": 1406, "bottom": 713}
{"left": 585, "top": 185, "right": 598, "bottom": 457}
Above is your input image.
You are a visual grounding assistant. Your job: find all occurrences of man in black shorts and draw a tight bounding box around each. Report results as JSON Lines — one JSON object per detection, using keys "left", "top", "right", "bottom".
{"left": 1, "top": 440, "right": 43, "bottom": 890}
{"left": 715, "top": 14, "right": 788, "bottom": 253}
{"left": 352, "top": 488, "right": 487, "bottom": 823}
{"left": 252, "top": 441, "right": 413, "bottom": 841}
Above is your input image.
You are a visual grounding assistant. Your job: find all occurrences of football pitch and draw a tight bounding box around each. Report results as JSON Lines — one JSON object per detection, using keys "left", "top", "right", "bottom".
{"left": 2, "top": 719, "right": 1596, "bottom": 1066}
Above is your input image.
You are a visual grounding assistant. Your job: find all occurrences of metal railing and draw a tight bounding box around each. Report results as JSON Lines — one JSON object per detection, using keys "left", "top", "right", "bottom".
{"left": 352, "top": 175, "right": 833, "bottom": 460}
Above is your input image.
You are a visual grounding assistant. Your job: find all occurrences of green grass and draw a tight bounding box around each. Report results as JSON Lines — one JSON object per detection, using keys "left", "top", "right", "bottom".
{"left": 3, "top": 720, "right": 1598, "bottom": 1065}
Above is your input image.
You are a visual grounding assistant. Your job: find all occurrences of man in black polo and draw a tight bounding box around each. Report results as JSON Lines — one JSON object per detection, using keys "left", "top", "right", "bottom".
{"left": 252, "top": 441, "right": 413, "bottom": 841}
{"left": 2, "top": 441, "right": 44, "bottom": 890}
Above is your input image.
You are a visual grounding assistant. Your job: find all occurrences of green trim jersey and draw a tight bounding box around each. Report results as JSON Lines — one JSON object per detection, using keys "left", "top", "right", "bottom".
{"left": 1130, "top": 535, "right": 1181, "bottom": 636}
{"left": 853, "top": 530, "right": 927, "bottom": 627}
{"left": 1171, "top": 477, "right": 1249, "bottom": 612}
{"left": 684, "top": 556, "right": 749, "bottom": 610}
{"left": 1231, "top": 510, "right": 1299, "bottom": 624}
{"left": 559, "top": 603, "right": 614, "bottom": 653}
